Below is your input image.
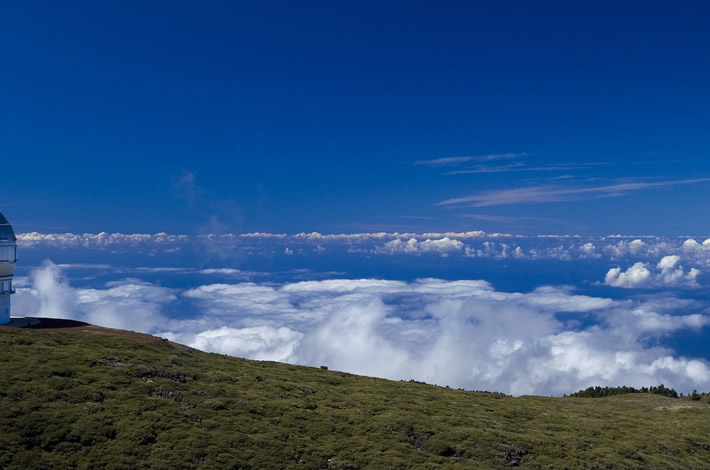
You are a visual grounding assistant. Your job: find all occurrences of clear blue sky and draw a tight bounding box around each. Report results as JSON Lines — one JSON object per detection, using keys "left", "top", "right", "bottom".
{"left": 3, "top": 1, "right": 709, "bottom": 235}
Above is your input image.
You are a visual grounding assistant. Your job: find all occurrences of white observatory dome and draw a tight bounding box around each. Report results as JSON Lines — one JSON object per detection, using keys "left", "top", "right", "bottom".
{"left": 0, "top": 211, "right": 17, "bottom": 324}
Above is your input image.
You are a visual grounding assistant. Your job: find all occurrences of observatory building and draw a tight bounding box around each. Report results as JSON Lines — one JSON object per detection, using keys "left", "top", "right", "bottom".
{"left": 0, "top": 212, "right": 17, "bottom": 324}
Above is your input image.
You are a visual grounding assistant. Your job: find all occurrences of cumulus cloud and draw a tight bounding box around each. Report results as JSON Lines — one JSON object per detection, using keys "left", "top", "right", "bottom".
{"left": 579, "top": 242, "right": 598, "bottom": 258}
{"left": 605, "top": 257, "right": 701, "bottom": 288}
{"left": 656, "top": 256, "right": 701, "bottom": 287}
{"left": 15, "top": 263, "right": 710, "bottom": 396}
{"left": 605, "top": 262, "right": 652, "bottom": 288}
{"left": 682, "top": 238, "right": 710, "bottom": 254}
{"left": 603, "top": 238, "right": 646, "bottom": 259}
{"left": 683, "top": 239, "right": 702, "bottom": 251}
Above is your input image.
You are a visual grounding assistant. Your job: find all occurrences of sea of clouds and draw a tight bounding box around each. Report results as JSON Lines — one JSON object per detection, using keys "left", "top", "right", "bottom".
{"left": 11, "top": 229, "right": 710, "bottom": 396}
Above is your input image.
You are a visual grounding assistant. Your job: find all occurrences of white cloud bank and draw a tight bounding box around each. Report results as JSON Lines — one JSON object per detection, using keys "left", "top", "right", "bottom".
{"left": 17, "top": 232, "right": 189, "bottom": 249}
{"left": 374, "top": 237, "right": 464, "bottom": 256}
{"left": 13, "top": 261, "right": 710, "bottom": 396}
{"left": 17, "top": 232, "right": 710, "bottom": 273}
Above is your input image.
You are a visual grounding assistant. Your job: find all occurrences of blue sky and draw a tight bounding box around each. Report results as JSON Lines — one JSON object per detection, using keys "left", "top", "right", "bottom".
{"left": 4, "top": 2, "right": 710, "bottom": 395}
{"left": 3, "top": 1, "right": 710, "bottom": 235}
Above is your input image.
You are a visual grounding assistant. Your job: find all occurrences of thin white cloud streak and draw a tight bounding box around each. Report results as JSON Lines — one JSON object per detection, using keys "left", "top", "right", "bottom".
{"left": 437, "top": 178, "right": 710, "bottom": 207}
{"left": 13, "top": 262, "right": 710, "bottom": 396}
{"left": 415, "top": 153, "right": 527, "bottom": 166}
{"left": 56, "top": 263, "right": 113, "bottom": 270}
{"left": 442, "top": 163, "right": 526, "bottom": 174}
{"left": 199, "top": 268, "right": 244, "bottom": 275}
{"left": 443, "top": 163, "right": 600, "bottom": 175}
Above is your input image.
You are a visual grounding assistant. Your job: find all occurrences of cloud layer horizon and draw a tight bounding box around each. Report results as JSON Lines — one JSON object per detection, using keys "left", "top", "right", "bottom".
{"left": 13, "top": 256, "right": 710, "bottom": 397}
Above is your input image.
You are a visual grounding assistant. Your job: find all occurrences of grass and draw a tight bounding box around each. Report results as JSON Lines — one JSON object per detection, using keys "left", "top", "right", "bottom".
{"left": 1, "top": 327, "right": 710, "bottom": 469}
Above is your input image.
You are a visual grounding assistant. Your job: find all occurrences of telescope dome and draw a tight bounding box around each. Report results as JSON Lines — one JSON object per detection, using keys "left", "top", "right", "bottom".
{"left": 0, "top": 211, "right": 16, "bottom": 324}
{"left": 0, "top": 212, "right": 16, "bottom": 243}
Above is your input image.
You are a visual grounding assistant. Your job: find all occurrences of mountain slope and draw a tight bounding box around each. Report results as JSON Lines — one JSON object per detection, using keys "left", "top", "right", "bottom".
{"left": 1, "top": 325, "right": 709, "bottom": 469}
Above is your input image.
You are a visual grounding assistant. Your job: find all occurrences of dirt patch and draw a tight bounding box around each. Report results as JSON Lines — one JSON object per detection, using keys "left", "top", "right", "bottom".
{"left": 402, "top": 428, "right": 433, "bottom": 451}
{"left": 504, "top": 444, "right": 531, "bottom": 467}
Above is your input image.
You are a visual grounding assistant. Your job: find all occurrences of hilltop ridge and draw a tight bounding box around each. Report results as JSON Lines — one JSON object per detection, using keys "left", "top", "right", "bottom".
{"left": 1, "top": 323, "right": 709, "bottom": 469}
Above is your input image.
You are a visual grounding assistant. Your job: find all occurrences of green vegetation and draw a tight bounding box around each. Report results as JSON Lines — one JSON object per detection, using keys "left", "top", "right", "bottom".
{"left": 568, "top": 385, "right": 679, "bottom": 399}
{"left": 1, "top": 328, "right": 710, "bottom": 469}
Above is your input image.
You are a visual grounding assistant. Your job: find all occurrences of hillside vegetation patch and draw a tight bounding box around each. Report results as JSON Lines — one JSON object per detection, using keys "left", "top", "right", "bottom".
{"left": 1, "top": 328, "right": 710, "bottom": 469}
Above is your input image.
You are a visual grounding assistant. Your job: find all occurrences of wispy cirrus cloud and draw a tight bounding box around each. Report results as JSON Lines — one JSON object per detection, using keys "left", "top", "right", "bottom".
{"left": 443, "top": 162, "right": 606, "bottom": 176}
{"left": 442, "top": 162, "right": 527, "bottom": 174}
{"left": 415, "top": 152, "right": 526, "bottom": 166}
{"left": 437, "top": 178, "right": 710, "bottom": 207}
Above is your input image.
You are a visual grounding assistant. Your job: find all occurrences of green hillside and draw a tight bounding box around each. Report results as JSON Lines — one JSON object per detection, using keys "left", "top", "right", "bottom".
{"left": 1, "top": 326, "right": 710, "bottom": 469}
